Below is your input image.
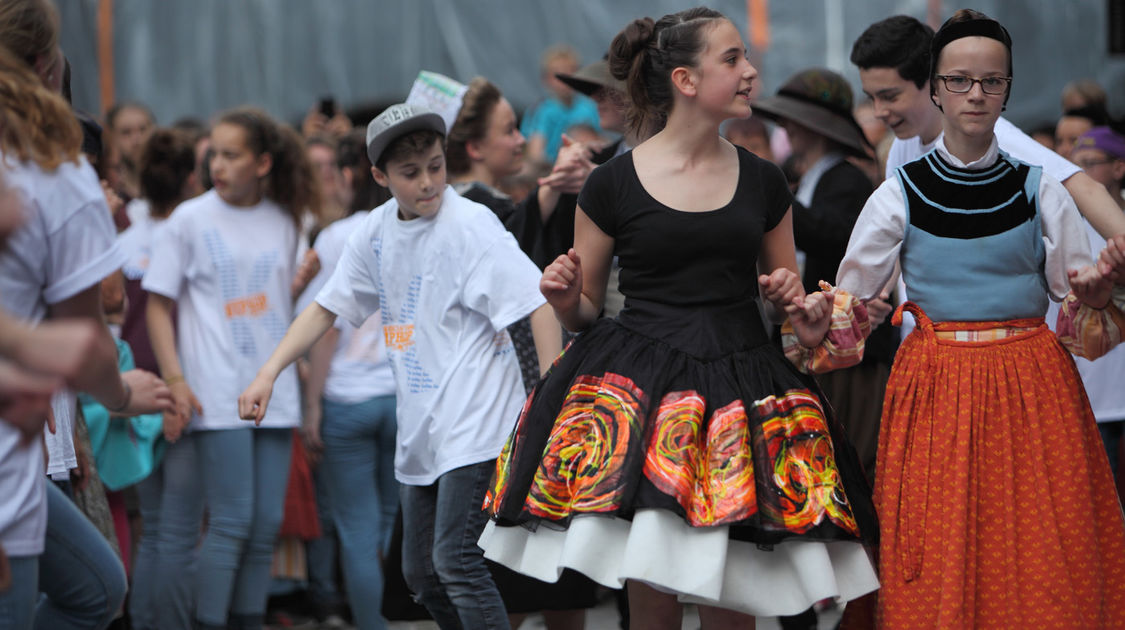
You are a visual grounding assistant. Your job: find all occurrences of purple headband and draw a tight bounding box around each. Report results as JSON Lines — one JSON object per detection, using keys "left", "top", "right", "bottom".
{"left": 1074, "top": 126, "right": 1125, "bottom": 160}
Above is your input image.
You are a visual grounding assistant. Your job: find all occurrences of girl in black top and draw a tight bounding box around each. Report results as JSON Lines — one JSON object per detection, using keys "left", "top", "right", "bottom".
{"left": 480, "top": 7, "right": 878, "bottom": 628}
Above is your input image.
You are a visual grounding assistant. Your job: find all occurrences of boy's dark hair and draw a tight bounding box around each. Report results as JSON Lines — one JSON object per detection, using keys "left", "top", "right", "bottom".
{"left": 850, "top": 15, "right": 934, "bottom": 88}
{"left": 375, "top": 128, "right": 444, "bottom": 172}
{"left": 1062, "top": 105, "right": 1111, "bottom": 127}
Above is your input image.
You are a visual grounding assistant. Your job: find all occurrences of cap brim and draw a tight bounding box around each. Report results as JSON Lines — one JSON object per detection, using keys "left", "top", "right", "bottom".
{"left": 367, "top": 111, "right": 446, "bottom": 166}
{"left": 752, "top": 95, "right": 871, "bottom": 158}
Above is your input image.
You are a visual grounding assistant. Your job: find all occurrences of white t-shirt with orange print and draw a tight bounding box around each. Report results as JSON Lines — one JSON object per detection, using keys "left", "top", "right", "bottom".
{"left": 144, "top": 189, "right": 300, "bottom": 431}
{"left": 315, "top": 186, "right": 545, "bottom": 485}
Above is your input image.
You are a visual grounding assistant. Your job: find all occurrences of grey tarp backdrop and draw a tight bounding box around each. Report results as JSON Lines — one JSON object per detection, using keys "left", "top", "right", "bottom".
{"left": 57, "top": 0, "right": 1124, "bottom": 130}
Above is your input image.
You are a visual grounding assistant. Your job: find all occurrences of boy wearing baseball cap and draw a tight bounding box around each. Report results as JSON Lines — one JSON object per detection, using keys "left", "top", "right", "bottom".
{"left": 239, "top": 103, "right": 559, "bottom": 629}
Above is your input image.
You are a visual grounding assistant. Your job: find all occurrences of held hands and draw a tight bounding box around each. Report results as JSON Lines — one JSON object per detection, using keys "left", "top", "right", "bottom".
{"left": 541, "top": 249, "right": 583, "bottom": 315}
{"left": 1097, "top": 235, "right": 1125, "bottom": 285}
{"left": 120, "top": 369, "right": 175, "bottom": 416}
{"left": 163, "top": 378, "right": 200, "bottom": 441}
{"left": 301, "top": 401, "right": 323, "bottom": 465}
{"left": 538, "top": 135, "right": 596, "bottom": 195}
{"left": 865, "top": 290, "right": 893, "bottom": 327}
{"left": 759, "top": 270, "right": 834, "bottom": 348}
{"left": 237, "top": 376, "right": 274, "bottom": 426}
{"left": 1069, "top": 265, "right": 1113, "bottom": 309}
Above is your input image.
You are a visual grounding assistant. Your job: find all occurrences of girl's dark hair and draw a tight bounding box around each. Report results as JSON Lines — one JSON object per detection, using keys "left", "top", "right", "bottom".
{"left": 139, "top": 128, "right": 195, "bottom": 217}
{"left": 446, "top": 77, "right": 503, "bottom": 175}
{"left": 216, "top": 107, "right": 322, "bottom": 226}
{"left": 609, "top": 7, "right": 725, "bottom": 136}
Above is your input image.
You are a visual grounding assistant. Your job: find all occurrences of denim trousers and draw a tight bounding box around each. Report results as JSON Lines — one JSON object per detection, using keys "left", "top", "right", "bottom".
{"left": 0, "top": 482, "right": 127, "bottom": 630}
{"left": 319, "top": 394, "right": 398, "bottom": 630}
{"left": 134, "top": 436, "right": 204, "bottom": 630}
{"left": 193, "top": 428, "right": 292, "bottom": 627}
{"left": 1099, "top": 420, "right": 1124, "bottom": 475}
{"left": 399, "top": 460, "right": 510, "bottom": 630}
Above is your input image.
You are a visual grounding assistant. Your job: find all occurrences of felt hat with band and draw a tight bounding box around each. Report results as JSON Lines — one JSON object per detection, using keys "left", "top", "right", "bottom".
{"left": 556, "top": 59, "right": 625, "bottom": 97}
{"left": 751, "top": 68, "right": 871, "bottom": 158}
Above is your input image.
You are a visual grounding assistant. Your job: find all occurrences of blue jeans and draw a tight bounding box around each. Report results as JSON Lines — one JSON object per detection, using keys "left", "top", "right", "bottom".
{"left": 320, "top": 394, "right": 398, "bottom": 630}
{"left": 194, "top": 428, "right": 292, "bottom": 627}
{"left": 140, "top": 436, "right": 204, "bottom": 630}
{"left": 400, "top": 460, "right": 510, "bottom": 630}
{"left": 0, "top": 483, "right": 127, "bottom": 630}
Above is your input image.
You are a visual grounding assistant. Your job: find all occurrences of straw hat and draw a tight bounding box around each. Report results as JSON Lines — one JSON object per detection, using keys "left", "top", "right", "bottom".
{"left": 751, "top": 68, "right": 871, "bottom": 158}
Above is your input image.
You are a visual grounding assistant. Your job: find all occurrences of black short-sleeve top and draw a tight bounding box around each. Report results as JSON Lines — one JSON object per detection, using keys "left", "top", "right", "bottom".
{"left": 577, "top": 146, "right": 792, "bottom": 307}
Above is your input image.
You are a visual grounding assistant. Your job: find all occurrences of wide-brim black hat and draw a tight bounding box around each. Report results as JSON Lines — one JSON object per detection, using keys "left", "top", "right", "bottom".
{"left": 752, "top": 68, "right": 871, "bottom": 158}
{"left": 555, "top": 59, "right": 625, "bottom": 97}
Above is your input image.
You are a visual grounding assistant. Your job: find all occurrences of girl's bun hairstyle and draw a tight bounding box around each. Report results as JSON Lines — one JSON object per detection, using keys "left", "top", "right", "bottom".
{"left": 609, "top": 7, "right": 725, "bottom": 137}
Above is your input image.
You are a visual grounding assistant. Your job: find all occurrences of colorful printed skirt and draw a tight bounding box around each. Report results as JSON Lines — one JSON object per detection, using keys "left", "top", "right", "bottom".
{"left": 480, "top": 298, "right": 880, "bottom": 616}
{"left": 855, "top": 304, "right": 1125, "bottom": 629}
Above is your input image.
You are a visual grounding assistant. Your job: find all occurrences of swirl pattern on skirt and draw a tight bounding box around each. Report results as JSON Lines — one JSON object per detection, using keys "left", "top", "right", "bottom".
{"left": 753, "top": 390, "right": 859, "bottom": 535}
{"left": 524, "top": 373, "right": 645, "bottom": 519}
{"left": 643, "top": 391, "right": 758, "bottom": 526}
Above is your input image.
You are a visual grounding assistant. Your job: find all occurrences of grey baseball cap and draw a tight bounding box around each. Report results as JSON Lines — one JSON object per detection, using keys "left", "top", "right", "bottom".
{"left": 365, "top": 103, "right": 446, "bottom": 166}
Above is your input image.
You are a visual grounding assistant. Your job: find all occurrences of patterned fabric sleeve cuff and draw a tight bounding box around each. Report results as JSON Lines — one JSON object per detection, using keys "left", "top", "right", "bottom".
{"left": 1056, "top": 292, "right": 1125, "bottom": 360}
{"left": 781, "top": 285, "right": 871, "bottom": 374}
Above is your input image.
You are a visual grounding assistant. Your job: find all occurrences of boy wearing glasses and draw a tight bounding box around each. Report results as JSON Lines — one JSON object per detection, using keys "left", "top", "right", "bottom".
{"left": 850, "top": 15, "right": 1125, "bottom": 239}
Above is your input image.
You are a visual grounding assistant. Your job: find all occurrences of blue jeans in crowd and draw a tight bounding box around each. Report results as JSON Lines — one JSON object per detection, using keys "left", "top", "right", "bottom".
{"left": 193, "top": 428, "right": 292, "bottom": 629}
{"left": 1099, "top": 419, "right": 1124, "bottom": 475}
{"left": 319, "top": 394, "right": 398, "bottom": 630}
{"left": 400, "top": 460, "right": 510, "bottom": 630}
{"left": 138, "top": 436, "right": 204, "bottom": 630}
{"left": 0, "top": 482, "right": 127, "bottom": 630}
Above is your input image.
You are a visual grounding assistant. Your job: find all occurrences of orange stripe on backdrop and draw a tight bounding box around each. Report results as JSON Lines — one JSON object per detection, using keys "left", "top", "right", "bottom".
{"left": 97, "top": 0, "right": 115, "bottom": 116}
{"left": 748, "top": 0, "right": 770, "bottom": 51}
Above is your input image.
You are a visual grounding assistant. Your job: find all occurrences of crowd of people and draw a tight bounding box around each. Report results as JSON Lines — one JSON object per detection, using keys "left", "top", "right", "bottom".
{"left": 2, "top": 1, "right": 1125, "bottom": 629}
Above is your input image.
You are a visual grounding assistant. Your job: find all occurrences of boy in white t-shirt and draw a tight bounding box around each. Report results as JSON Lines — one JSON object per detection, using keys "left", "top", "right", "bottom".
{"left": 239, "top": 103, "right": 561, "bottom": 629}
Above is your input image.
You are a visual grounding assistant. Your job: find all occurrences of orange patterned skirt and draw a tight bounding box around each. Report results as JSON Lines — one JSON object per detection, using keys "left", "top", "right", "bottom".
{"left": 859, "top": 304, "right": 1125, "bottom": 628}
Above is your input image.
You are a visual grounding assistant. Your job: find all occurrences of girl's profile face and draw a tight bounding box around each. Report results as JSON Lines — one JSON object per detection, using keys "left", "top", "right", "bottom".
{"left": 932, "top": 36, "right": 1009, "bottom": 144}
{"left": 473, "top": 98, "right": 525, "bottom": 178}
{"left": 209, "top": 123, "right": 270, "bottom": 207}
{"left": 689, "top": 19, "right": 757, "bottom": 122}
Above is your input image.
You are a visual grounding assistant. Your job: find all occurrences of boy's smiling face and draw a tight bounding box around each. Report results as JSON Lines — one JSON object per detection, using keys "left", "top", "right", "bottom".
{"left": 372, "top": 139, "right": 447, "bottom": 220}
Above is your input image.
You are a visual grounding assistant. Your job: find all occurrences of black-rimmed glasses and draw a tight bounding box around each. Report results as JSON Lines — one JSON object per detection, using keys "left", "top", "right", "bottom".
{"left": 934, "top": 74, "right": 1011, "bottom": 95}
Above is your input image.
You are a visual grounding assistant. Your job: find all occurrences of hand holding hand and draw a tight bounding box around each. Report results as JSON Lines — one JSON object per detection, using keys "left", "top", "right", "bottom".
{"left": 758, "top": 268, "right": 805, "bottom": 313}
{"left": 786, "top": 289, "right": 836, "bottom": 348}
{"left": 1069, "top": 265, "right": 1113, "bottom": 309}
{"left": 1097, "top": 235, "right": 1125, "bottom": 285}
{"left": 865, "top": 290, "right": 893, "bottom": 327}
{"left": 301, "top": 402, "right": 323, "bottom": 465}
{"left": 121, "top": 369, "right": 175, "bottom": 416}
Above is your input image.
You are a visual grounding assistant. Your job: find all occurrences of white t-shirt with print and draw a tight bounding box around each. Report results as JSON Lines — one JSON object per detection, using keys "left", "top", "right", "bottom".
{"left": 143, "top": 189, "right": 300, "bottom": 431}
{"left": 118, "top": 209, "right": 160, "bottom": 284}
{"left": 315, "top": 186, "right": 545, "bottom": 485}
{"left": 299, "top": 211, "right": 396, "bottom": 404}
{"left": 0, "top": 155, "right": 125, "bottom": 556}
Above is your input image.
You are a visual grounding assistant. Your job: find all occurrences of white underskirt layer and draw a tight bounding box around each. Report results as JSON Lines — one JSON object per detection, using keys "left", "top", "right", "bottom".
{"left": 480, "top": 509, "right": 879, "bottom": 617}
